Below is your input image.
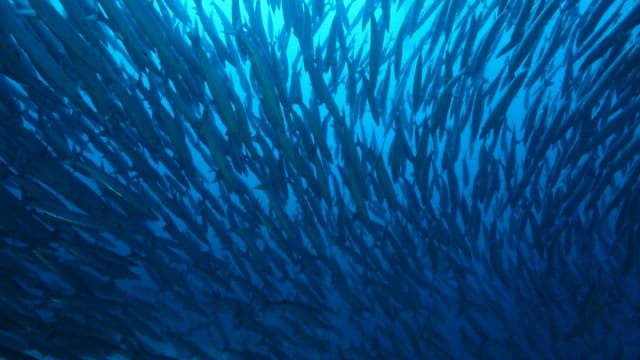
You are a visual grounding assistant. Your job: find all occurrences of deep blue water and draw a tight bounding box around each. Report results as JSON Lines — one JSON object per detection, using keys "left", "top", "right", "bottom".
{"left": 1, "top": 0, "right": 640, "bottom": 358}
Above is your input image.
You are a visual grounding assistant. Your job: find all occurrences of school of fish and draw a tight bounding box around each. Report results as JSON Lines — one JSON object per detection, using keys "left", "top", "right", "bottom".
{"left": 1, "top": 0, "right": 639, "bottom": 358}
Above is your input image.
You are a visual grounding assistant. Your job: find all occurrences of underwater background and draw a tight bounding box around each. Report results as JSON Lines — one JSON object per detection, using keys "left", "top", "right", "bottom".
{"left": 1, "top": 0, "right": 640, "bottom": 358}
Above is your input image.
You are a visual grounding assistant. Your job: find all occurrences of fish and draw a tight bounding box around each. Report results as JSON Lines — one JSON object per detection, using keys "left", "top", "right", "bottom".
{"left": 1, "top": 0, "right": 639, "bottom": 358}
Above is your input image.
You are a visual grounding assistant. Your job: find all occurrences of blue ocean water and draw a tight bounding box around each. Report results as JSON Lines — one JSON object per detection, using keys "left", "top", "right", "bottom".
{"left": 1, "top": 0, "right": 639, "bottom": 358}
